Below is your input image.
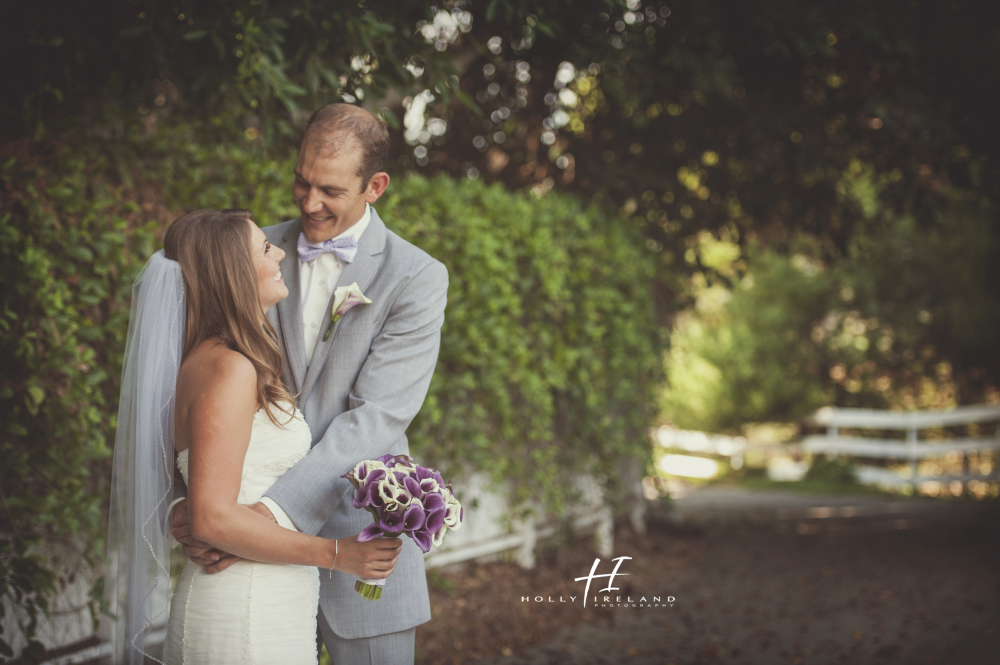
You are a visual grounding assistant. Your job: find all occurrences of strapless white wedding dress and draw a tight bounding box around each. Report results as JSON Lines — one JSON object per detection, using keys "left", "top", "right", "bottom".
{"left": 166, "top": 405, "right": 320, "bottom": 665}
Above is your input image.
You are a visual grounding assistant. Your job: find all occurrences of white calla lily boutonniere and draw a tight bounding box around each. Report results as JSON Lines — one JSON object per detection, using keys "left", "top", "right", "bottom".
{"left": 323, "top": 282, "right": 372, "bottom": 341}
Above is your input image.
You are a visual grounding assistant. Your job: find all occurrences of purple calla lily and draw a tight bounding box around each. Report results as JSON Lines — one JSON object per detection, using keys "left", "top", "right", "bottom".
{"left": 422, "top": 492, "right": 445, "bottom": 512}
{"left": 403, "top": 504, "right": 426, "bottom": 531}
{"left": 415, "top": 466, "right": 433, "bottom": 481}
{"left": 411, "top": 529, "right": 433, "bottom": 554}
{"left": 403, "top": 476, "right": 423, "bottom": 499}
{"left": 368, "top": 482, "right": 385, "bottom": 509}
{"left": 352, "top": 485, "right": 371, "bottom": 509}
{"left": 356, "top": 522, "right": 383, "bottom": 543}
{"left": 376, "top": 453, "right": 394, "bottom": 465}
{"left": 403, "top": 476, "right": 424, "bottom": 499}
{"left": 379, "top": 508, "right": 405, "bottom": 534}
{"left": 425, "top": 507, "right": 446, "bottom": 533}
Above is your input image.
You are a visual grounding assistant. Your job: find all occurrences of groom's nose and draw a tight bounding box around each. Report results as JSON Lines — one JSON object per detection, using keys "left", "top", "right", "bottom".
{"left": 301, "top": 188, "right": 324, "bottom": 215}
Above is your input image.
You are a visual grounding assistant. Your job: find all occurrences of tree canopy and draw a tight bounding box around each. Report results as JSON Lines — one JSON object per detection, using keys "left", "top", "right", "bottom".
{"left": 5, "top": 0, "right": 996, "bottom": 405}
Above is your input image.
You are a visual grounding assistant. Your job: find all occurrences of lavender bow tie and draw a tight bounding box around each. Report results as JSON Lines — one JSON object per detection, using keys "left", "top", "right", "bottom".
{"left": 297, "top": 232, "right": 358, "bottom": 264}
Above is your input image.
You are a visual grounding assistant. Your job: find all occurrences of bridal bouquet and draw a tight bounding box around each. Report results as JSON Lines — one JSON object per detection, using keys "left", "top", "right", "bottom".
{"left": 342, "top": 454, "right": 463, "bottom": 600}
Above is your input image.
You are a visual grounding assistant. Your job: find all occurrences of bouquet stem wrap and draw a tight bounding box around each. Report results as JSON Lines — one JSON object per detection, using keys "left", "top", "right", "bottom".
{"left": 354, "top": 576, "right": 387, "bottom": 601}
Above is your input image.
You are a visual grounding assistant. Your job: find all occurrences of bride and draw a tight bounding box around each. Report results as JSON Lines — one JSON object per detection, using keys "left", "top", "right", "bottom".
{"left": 103, "top": 208, "right": 399, "bottom": 664}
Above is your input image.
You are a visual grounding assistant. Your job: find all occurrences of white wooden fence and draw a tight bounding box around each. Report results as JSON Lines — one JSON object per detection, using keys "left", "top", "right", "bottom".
{"left": 802, "top": 404, "right": 1000, "bottom": 488}
{"left": 1, "top": 540, "right": 104, "bottom": 665}
{"left": 653, "top": 427, "right": 747, "bottom": 470}
{"left": 423, "top": 472, "right": 614, "bottom": 569}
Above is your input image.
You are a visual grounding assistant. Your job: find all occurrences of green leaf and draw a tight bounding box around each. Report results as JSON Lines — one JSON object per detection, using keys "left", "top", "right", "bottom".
{"left": 118, "top": 25, "right": 146, "bottom": 38}
{"left": 377, "top": 107, "right": 400, "bottom": 129}
{"left": 535, "top": 21, "right": 555, "bottom": 38}
{"left": 26, "top": 386, "right": 45, "bottom": 406}
{"left": 486, "top": 0, "right": 501, "bottom": 22}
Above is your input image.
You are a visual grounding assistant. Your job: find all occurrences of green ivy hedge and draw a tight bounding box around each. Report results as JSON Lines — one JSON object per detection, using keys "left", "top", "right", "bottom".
{"left": 0, "top": 128, "right": 661, "bottom": 659}
{"left": 0, "top": 147, "right": 159, "bottom": 661}
{"left": 381, "top": 174, "right": 662, "bottom": 509}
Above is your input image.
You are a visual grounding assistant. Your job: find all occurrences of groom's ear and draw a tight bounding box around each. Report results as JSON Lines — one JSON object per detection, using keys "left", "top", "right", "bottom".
{"left": 365, "top": 172, "right": 390, "bottom": 204}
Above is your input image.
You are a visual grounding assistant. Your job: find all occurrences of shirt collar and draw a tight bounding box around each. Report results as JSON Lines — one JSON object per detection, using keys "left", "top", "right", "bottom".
{"left": 330, "top": 203, "right": 371, "bottom": 244}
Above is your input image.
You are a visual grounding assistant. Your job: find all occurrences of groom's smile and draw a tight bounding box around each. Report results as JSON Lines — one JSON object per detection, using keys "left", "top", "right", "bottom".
{"left": 294, "top": 139, "right": 377, "bottom": 244}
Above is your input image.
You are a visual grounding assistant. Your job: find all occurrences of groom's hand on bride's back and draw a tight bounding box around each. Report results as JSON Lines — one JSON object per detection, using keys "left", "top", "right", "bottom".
{"left": 170, "top": 499, "right": 244, "bottom": 573}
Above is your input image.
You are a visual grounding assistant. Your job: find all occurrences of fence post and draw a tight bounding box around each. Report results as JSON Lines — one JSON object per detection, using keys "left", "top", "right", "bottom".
{"left": 515, "top": 518, "right": 536, "bottom": 569}
{"left": 962, "top": 451, "right": 970, "bottom": 496}
{"left": 620, "top": 456, "right": 647, "bottom": 537}
{"left": 595, "top": 507, "right": 614, "bottom": 558}
{"left": 907, "top": 420, "right": 919, "bottom": 489}
{"left": 828, "top": 424, "right": 839, "bottom": 459}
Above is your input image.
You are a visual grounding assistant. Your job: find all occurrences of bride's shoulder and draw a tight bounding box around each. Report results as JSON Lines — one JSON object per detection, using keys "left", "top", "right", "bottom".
{"left": 176, "top": 342, "right": 257, "bottom": 413}
{"left": 181, "top": 341, "right": 254, "bottom": 381}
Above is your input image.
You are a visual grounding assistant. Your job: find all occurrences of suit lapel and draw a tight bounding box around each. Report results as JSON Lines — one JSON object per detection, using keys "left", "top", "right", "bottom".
{"left": 299, "top": 210, "right": 387, "bottom": 402}
{"left": 274, "top": 219, "right": 308, "bottom": 392}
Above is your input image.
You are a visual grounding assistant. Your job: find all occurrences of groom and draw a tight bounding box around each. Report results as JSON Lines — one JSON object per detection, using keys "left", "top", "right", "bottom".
{"left": 171, "top": 104, "right": 445, "bottom": 663}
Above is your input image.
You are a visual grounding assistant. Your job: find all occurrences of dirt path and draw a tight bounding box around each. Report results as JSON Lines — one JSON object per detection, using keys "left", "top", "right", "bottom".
{"left": 416, "top": 491, "right": 1000, "bottom": 665}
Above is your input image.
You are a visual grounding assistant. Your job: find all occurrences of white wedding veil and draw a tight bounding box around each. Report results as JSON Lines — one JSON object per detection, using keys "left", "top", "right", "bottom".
{"left": 103, "top": 250, "right": 185, "bottom": 664}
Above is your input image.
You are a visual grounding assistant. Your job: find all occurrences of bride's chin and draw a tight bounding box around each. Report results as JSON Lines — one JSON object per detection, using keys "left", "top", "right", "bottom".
{"left": 260, "top": 288, "right": 289, "bottom": 310}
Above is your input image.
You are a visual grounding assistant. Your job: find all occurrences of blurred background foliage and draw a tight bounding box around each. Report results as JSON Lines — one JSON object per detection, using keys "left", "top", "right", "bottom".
{"left": 2, "top": 0, "right": 999, "bottom": 659}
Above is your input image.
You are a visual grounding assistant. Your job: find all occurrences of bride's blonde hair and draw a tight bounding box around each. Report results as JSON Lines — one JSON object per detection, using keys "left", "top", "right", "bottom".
{"left": 164, "top": 208, "right": 294, "bottom": 426}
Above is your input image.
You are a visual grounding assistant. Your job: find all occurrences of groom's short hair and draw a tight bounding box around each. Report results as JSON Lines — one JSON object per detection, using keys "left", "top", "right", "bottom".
{"left": 303, "top": 104, "right": 390, "bottom": 191}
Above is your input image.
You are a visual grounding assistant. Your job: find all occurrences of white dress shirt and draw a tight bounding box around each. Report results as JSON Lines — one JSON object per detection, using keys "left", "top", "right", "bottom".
{"left": 299, "top": 203, "right": 371, "bottom": 362}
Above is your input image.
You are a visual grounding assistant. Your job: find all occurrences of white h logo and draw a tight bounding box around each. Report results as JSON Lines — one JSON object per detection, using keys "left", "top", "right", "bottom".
{"left": 574, "top": 556, "right": 631, "bottom": 607}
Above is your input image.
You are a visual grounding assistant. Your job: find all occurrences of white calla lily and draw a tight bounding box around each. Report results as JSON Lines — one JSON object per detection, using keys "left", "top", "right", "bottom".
{"left": 443, "top": 501, "right": 462, "bottom": 529}
{"left": 354, "top": 459, "right": 385, "bottom": 486}
{"left": 432, "top": 523, "right": 448, "bottom": 548}
{"left": 323, "top": 282, "right": 373, "bottom": 341}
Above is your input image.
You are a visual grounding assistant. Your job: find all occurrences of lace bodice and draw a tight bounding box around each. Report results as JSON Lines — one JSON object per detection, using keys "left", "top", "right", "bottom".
{"left": 176, "top": 403, "right": 312, "bottom": 505}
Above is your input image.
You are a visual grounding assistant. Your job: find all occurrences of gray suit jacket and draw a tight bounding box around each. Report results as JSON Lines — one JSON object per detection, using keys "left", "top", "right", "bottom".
{"left": 262, "top": 208, "right": 444, "bottom": 639}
